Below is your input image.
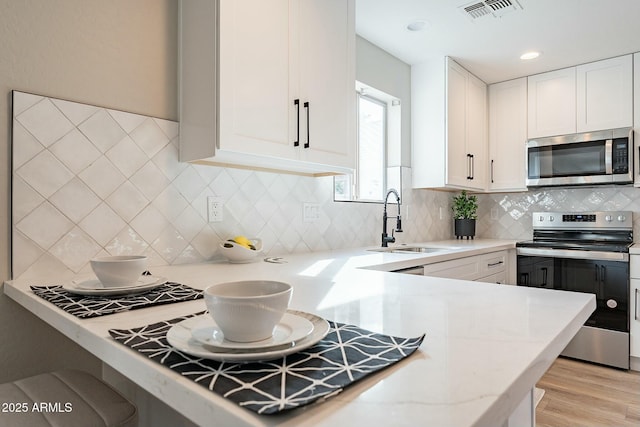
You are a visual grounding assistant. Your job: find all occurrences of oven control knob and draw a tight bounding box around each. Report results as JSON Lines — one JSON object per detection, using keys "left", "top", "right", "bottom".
{"left": 539, "top": 215, "right": 544, "bottom": 222}
{"left": 605, "top": 215, "right": 613, "bottom": 222}
{"left": 618, "top": 215, "right": 626, "bottom": 222}
{"left": 606, "top": 299, "right": 618, "bottom": 309}
{"left": 549, "top": 215, "right": 554, "bottom": 222}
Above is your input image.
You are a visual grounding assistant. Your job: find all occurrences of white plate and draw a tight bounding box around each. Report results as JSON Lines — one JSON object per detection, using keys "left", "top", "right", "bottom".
{"left": 190, "top": 313, "right": 314, "bottom": 350}
{"left": 167, "top": 310, "right": 330, "bottom": 362}
{"left": 63, "top": 276, "right": 167, "bottom": 296}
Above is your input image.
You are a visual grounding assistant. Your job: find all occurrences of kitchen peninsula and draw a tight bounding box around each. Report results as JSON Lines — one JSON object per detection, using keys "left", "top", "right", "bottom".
{"left": 4, "top": 241, "right": 595, "bottom": 427}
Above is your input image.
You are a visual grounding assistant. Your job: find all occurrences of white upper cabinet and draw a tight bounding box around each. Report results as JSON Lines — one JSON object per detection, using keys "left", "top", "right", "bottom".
{"left": 412, "top": 57, "right": 487, "bottom": 191}
{"left": 488, "top": 78, "right": 527, "bottom": 192}
{"left": 528, "top": 54, "right": 632, "bottom": 138}
{"left": 296, "top": 0, "right": 355, "bottom": 169}
{"left": 179, "top": 0, "right": 355, "bottom": 175}
{"left": 465, "top": 71, "right": 488, "bottom": 188}
{"left": 576, "top": 54, "right": 633, "bottom": 133}
{"left": 527, "top": 67, "right": 576, "bottom": 138}
{"left": 218, "top": 0, "right": 293, "bottom": 161}
{"left": 445, "top": 59, "right": 470, "bottom": 188}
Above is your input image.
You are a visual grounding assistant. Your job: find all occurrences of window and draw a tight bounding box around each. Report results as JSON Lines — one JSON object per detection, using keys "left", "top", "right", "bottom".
{"left": 357, "top": 94, "right": 387, "bottom": 200}
{"left": 334, "top": 82, "right": 401, "bottom": 203}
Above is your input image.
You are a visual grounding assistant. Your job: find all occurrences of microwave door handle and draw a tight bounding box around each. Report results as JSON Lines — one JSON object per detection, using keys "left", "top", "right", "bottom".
{"left": 605, "top": 139, "right": 613, "bottom": 174}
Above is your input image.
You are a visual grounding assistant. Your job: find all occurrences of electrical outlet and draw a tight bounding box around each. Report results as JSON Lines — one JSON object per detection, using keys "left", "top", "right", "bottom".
{"left": 491, "top": 208, "right": 499, "bottom": 220}
{"left": 303, "top": 203, "right": 320, "bottom": 222}
{"left": 207, "top": 196, "right": 224, "bottom": 222}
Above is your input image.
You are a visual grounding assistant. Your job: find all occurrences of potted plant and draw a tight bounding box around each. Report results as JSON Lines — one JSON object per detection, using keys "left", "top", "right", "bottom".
{"left": 452, "top": 190, "right": 478, "bottom": 239}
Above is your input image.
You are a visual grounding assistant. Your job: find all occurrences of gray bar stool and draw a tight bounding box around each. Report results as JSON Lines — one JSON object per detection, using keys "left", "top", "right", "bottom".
{"left": 0, "top": 369, "right": 137, "bottom": 426}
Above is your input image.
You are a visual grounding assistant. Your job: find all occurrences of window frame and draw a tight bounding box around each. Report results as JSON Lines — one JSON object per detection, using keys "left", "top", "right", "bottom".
{"left": 334, "top": 82, "right": 401, "bottom": 204}
{"left": 355, "top": 91, "right": 388, "bottom": 203}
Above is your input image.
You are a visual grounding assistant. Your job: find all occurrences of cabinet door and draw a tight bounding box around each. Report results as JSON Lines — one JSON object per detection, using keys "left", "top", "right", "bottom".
{"left": 446, "top": 59, "right": 471, "bottom": 187}
{"left": 528, "top": 68, "right": 576, "bottom": 138}
{"left": 218, "top": 0, "right": 296, "bottom": 160}
{"left": 632, "top": 278, "right": 640, "bottom": 357}
{"left": 576, "top": 55, "right": 633, "bottom": 133}
{"left": 296, "top": 0, "right": 355, "bottom": 169}
{"left": 465, "top": 72, "right": 487, "bottom": 190}
{"left": 488, "top": 78, "right": 527, "bottom": 192}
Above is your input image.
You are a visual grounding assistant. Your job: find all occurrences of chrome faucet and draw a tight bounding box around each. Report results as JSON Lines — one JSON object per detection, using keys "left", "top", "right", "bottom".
{"left": 382, "top": 188, "right": 402, "bottom": 247}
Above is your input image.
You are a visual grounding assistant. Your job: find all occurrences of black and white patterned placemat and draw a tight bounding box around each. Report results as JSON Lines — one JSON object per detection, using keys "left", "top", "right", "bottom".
{"left": 109, "top": 313, "right": 425, "bottom": 414}
{"left": 31, "top": 282, "right": 203, "bottom": 318}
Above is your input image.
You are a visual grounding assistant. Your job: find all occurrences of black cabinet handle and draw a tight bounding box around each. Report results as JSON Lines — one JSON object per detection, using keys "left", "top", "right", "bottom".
{"left": 470, "top": 154, "right": 474, "bottom": 180}
{"left": 467, "top": 154, "right": 472, "bottom": 179}
{"left": 541, "top": 267, "right": 548, "bottom": 287}
{"left": 636, "top": 288, "right": 639, "bottom": 321}
{"left": 304, "top": 101, "right": 310, "bottom": 148}
{"left": 293, "top": 99, "right": 300, "bottom": 147}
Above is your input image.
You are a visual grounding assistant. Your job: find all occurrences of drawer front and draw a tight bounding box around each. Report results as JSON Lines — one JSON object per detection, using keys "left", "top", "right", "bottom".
{"left": 423, "top": 257, "right": 482, "bottom": 280}
{"left": 477, "top": 270, "right": 507, "bottom": 284}
{"left": 423, "top": 250, "right": 509, "bottom": 281}
{"left": 480, "top": 251, "right": 507, "bottom": 275}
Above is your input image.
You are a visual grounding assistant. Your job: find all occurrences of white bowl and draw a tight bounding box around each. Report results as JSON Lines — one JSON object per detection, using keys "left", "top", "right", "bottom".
{"left": 204, "top": 281, "right": 292, "bottom": 342}
{"left": 219, "top": 238, "right": 262, "bottom": 263}
{"left": 89, "top": 255, "right": 148, "bottom": 288}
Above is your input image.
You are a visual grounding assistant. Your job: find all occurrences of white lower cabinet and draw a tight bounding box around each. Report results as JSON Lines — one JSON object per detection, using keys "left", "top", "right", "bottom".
{"left": 630, "top": 255, "right": 640, "bottom": 366}
{"left": 422, "top": 250, "right": 508, "bottom": 284}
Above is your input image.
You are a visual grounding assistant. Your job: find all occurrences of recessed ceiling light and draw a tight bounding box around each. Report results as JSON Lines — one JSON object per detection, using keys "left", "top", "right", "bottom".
{"left": 406, "top": 20, "right": 428, "bottom": 32}
{"left": 520, "top": 51, "right": 541, "bottom": 60}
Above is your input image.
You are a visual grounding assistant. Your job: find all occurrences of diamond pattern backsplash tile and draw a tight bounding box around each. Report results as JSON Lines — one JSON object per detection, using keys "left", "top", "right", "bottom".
{"left": 476, "top": 187, "right": 640, "bottom": 241}
{"left": 11, "top": 91, "right": 453, "bottom": 280}
{"left": 13, "top": 91, "right": 640, "bottom": 281}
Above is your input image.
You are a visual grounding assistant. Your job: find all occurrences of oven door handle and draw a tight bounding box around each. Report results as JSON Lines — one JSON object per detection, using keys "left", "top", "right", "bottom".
{"left": 516, "top": 247, "right": 628, "bottom": 262}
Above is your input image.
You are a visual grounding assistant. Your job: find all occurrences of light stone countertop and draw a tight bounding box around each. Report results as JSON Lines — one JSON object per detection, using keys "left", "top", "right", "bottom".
{"left": 4, "top": 239, "right": 595, "bottom": 427}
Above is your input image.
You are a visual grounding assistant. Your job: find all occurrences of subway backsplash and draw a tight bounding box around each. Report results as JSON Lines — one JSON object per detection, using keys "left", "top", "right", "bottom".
{"left": 11, "top": 91, "right": 640, "bottom": 280}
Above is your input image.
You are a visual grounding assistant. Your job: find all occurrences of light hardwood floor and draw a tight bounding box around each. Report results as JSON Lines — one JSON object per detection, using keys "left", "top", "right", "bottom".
{"left": 536, "top": 357, "right": 640, "bottom": 427}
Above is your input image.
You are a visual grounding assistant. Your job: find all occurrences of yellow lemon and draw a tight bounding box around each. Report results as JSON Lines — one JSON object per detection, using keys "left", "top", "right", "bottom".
{"left": 233, "top": 236, "right": 252, "bottom": 249}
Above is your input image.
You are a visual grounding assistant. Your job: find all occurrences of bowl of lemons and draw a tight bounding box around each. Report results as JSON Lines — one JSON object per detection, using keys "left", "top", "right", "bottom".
{"left": 219, "top": 236, "right": 263, "bottom": 263}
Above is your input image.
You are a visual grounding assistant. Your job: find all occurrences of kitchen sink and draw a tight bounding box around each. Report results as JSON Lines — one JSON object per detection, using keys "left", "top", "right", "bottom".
{"left": 369, "top": 246, "right": 448, "bottom": 254}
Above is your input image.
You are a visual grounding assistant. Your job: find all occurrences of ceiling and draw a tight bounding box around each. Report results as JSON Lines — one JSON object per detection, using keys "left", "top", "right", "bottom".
{"left": 356, "top": 0, "right": 640, "bottom": 84}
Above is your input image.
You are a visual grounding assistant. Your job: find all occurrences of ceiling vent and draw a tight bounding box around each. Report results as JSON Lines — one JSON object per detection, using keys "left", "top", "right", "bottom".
{"left": 460, "top": 0, "right": 523, "bottom": 20}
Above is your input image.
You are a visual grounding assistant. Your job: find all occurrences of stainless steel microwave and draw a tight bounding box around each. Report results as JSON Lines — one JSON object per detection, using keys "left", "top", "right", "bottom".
{"left": 526, "top": 127, "right": 633, "bottom": 187}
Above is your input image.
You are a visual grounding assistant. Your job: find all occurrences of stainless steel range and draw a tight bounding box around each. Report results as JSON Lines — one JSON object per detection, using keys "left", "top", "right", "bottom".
{"left": 516, "top": 211, "right": 633, "bottom": 369}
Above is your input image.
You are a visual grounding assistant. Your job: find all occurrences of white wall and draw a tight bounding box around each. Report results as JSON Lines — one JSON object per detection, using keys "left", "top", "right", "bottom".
{"left": 356, "top": 36, "right": 412, "bottom": 167}
{"left": 0, "top": 0, "right": 178, "bottom": 382}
